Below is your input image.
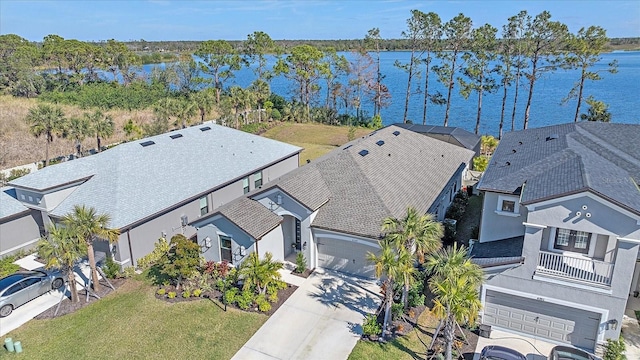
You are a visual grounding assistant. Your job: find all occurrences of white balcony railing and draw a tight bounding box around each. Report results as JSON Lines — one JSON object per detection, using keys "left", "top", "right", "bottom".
{"left": 536, "top": 250, "right": 614, "bottom": 287}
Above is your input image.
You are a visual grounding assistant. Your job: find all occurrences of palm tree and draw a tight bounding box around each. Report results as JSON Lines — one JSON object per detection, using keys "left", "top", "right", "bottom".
{"left": 86, "top": 110, "right": 114, "bottom": 152}
{"left": 65, "top": 116, "right": 91, "bottom": 157}
{"left": 382, "top": 207, "right": 443, "bottom": 309}
{"left": 425, "top": 244, "right": 483, "bottom": 360}
{"left": 25, "top": 104, "right": 67, "bottom": 167}
{"left": 37, "top": 224, "right": 87, "bottom": 303}
{"left": 191, "top": 88, "right": 216, "bottom": 123}
{"left": 239, "top": 252, "right": 284, "bottom": 295}
{"left": 62, "top": 205, "right": 119, "bottom": 292}
{"left": 366, "top": 239, "right": 411, "bottom": 339}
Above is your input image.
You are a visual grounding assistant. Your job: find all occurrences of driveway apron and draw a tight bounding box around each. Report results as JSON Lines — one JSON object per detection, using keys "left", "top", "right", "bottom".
{"left": 232, "top": 269, "right": 381, "bottom": 360}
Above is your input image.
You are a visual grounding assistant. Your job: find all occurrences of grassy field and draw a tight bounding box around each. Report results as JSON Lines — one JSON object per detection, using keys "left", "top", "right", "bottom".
{"left": 348, "top": 309, "right": 441, "bottom": 360}
{"left": 0, "top": 280, "right": 266, "bottom": 360}
{"left": 0, "top": 95, "right": 154, "bottom": 169}
{"left": 261, "top": 122, "right": 372, "bottom": 165}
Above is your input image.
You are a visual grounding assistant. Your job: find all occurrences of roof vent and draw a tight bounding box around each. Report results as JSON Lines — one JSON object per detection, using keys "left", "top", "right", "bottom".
{"left": 343, "top": 144, "right": 353, "bottom": 150}
{"left": 376, "top": 140, "right": 385, "bottom": 146}
{"left": 140, "top": 141, "right": 155, "bottom": 147}
{"left": 518, "top": 141, "right": 523, "bottom": 145}
{"left": 506, "top": 161, "right": 511, "bottom": 166}
{"left": 358, "top": 150, "right": 369, "bottom": 157}
{"left": 393, "top": 131, "right": 400, "bottom": 136}
{"left": 545, "top": 134, "right": 558, "bottom": 141}
{"left": 200, "top": 126, "right": 211, "bottom": 131}
{"left": 512, "top": 149, "right": 517, "bottom": 153}
{"left": 170, "top": 133, "right": 183, "bottom": 139}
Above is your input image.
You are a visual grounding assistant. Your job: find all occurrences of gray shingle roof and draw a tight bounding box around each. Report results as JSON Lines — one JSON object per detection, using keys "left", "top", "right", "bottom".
{"left": 7, "top": 124, "right": 301, "bottom": 229}
{"left": 0, "top": 187, "right": 29, "bottom": 219}
{"left": 392, "top": 123, "right": 481, "bottom": 151}
{"left": 273, "top": 125, "right": 474, "bottom": 238}
{"left": 477, "top": 122, "right": 640, "bottom": 214}
{"left": 217, "top": 198, "right": 282, "bottom": 239}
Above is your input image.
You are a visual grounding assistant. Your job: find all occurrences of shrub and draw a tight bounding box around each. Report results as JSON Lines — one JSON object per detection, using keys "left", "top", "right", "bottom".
{"left": 156, "top": 288, "right": 166, "bottom": 296}
{"left": 445, "top": 202, "right": 465, "bottom": 221}
{"left": 362, "top": 314, "right": 382, "bottom": 337}
{"left": 268, "top": 291, "right": 278, "bottom": 303}
{"left": 603, "top": 337, "right": 626, "bottom": 360}
{"left": 122, "top": 266, "right": 136, "bottom": 278}
{"left": 236, "top": 289, "right": 255, "bottom": 310}
{"left": 294, "top": 252, "right": 307, "bottom": 274}
{"left": 167, "top": 291, "right": 176, "bottom": 299}
{"left": 159, "top": 234, "right": 201, "bottom": 290}
{"left": 0, "top": 256, "right": 20, "bottom": 278}
{"left": 193, "top": 289, "right": 202, "bottom": 297}
{"left": 182, "top": 290, "right": 191, "bottom": 298}
{"left": 136, "top": 237, "right": 170, "bottom": 270}
{"left": 102, "top": 255, "right": 120, "bottom": 279}
{"left": 391, "top": 302, "right": 404, "bottom": 320}
{"left": 224, "top": 288, "right": 238, "bottom": 304}
{"left": 256, "top": 294, "right": 271, "bottom": 312}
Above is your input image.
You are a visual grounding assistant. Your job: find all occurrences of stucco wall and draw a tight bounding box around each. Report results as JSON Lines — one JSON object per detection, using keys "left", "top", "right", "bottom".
{"left": 0, "top": 210, "right": 43, "bottom": 256}
{"left": 479, "top": 191, "right": 528, "bottom": 242}
{"left": 258, "top": 224, "right": 285, "bottom": 262}
{"left": 429, "top": 163, "right": 467, "bottom": 221}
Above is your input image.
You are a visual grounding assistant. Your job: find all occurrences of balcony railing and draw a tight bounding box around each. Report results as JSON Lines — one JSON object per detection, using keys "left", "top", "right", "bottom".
{"left": 536, "top": 250, "right": 614, "bottom": 287}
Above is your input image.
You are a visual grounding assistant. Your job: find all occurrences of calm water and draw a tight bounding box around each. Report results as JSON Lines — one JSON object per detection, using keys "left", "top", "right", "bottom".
{"left": 144, "top": 51, "right": 639, "bottom": 136}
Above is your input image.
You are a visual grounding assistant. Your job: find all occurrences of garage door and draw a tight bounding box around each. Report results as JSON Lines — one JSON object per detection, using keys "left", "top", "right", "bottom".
{"left": 317, "top": 237, "right": 376, "bottom": 279}
{"left": 484, "top": 290, "right": 600, "bottom": 351}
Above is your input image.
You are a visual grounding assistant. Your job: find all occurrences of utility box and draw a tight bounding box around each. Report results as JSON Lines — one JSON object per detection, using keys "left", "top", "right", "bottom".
{"left": 479, "top": 324, "right": 492, "bottom": 338}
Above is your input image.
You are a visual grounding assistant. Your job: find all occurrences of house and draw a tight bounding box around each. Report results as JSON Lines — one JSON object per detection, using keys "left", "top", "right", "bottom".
{"left": 1, "top": 123, "right": 301, "bottom": 267}
{"left": 0, "top": 187, "right": 44, "bottom": 255}
{"left": 472, "top": 122, "right": 640, "bottom": 351}
{"left": 191, "top": 125, "right": 475, "bottom": 278}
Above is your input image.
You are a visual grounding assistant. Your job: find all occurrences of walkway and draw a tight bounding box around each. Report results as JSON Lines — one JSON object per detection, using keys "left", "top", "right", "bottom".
{"left": 232, "top": 268, "right": 380, "bottom": 360}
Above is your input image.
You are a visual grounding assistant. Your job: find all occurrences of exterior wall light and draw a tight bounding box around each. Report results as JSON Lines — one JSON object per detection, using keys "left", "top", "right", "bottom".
{"left": 606, "top": 319, "right": 618, "bottom": 331}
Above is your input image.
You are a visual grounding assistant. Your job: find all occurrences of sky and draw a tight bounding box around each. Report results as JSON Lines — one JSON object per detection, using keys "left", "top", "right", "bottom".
{"left": 1, "top": 0, "right": 639, "bottom": 42}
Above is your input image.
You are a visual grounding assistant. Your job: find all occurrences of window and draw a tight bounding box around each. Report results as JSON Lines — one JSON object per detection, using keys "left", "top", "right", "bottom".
{"left": 220, "top": 235, "right": 233, "bottom": 263}
{"left": 254, "top": 171, "right": 263, "bottom": 188}
{"left": 199, "top": 196, "right": 208, "bottom": 216}
{"left": 501, "top": 200, "right": 516, "bottom": 212}
{"left": 496, "top": 195, "right": 520, "bottom": 216}
{"left": 242, "top": 177, "right": 250, "bottom": 194}
{"left": 554, "top": 228, "right": 591, "bottom": 254}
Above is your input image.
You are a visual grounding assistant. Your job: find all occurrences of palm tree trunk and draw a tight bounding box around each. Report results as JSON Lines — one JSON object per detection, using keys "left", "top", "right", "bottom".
{"left": 96, "top": 135, "right": 102, "bottom": 153}
{"left": 445, "top": 314, "right": 454, "bottom": 360}
{"left": 383, "top": 281, "right": 393, "bottom": 338}
{"left": 87, "top": 242, "right": 101, "bottom": 292}
{"left": 68, "top": 271, "right": 79, "bottom": 303}
{"left": 45, "top": 136, "right": 51, "bottom": 167}
{"left": 402, "top": 280, "right": 409, "bottom": 311}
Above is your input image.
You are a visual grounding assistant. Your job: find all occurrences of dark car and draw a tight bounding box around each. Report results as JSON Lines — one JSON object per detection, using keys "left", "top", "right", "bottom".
{"left": 480, "top": 345, "right": 527, "bottom": 360}
{"left": 0, "top": 270, "right": 64, "bottom": 317}
{"left": 549, "top": 345, "right": 597, "bottom": 360}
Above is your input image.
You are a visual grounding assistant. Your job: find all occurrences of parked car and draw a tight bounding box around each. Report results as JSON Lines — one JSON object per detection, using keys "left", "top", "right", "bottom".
{"left": 0, "top": 270, "right": 64, "bottom": 317}
{"left": 548, "top": 345, "right": 597, "bottom": 360}
{"left": 480, "top": 345, "right": 527, "bottom": 360}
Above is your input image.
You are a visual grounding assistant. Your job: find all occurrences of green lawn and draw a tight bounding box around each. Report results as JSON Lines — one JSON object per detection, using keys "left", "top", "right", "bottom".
{"left": 0, "top": 280, "right": 266, "bottom": 360}
{"left": 348, "top": 310, "right": 440, "bottom": 360}
{"left": 261, "top": 122, "right": 371, "bottom": 165}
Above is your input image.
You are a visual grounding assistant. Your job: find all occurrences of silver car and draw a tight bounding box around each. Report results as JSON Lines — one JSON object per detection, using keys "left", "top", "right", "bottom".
{"left": 0, "top": 270, "right": 64, "bottom": 317}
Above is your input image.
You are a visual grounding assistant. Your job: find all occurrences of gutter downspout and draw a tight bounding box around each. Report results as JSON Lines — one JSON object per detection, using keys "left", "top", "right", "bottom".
{"left": 127, "top": 230, "right": 134, "bottom": 267}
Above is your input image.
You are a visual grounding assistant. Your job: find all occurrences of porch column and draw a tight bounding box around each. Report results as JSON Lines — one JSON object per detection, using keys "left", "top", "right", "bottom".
{"left": 521, "top": 222, "right": 547, "bottom": 277}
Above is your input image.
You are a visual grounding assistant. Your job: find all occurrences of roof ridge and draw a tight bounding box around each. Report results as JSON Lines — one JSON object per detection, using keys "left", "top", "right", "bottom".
{"left": 574, "top": 124, "right": 640, "bottom": 168}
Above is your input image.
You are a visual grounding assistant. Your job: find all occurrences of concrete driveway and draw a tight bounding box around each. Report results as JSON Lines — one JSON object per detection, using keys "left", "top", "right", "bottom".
{"left": 0, "top": 255, "right": 95, "bottom": 337}
{"left": 232, "top": 269, "right": 381, "bottom": 360}
{"left": 472, "top": 329, "right": 557, "bottom": 360}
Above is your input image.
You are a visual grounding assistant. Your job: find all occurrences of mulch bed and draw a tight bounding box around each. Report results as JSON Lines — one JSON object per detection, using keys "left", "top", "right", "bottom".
{"left": 35, "top": 278, "right": 127, "bottom": 319}
{"left": 155, "top": 283, "right": 298, "bottom": 317}
{"left": 290, "top": 268, "right": 314, "bottom": 279}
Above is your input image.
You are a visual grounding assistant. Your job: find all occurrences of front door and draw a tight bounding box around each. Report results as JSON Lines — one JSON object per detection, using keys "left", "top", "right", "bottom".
{"left": 220, "top": 236, "right": 232, "bottom": 263}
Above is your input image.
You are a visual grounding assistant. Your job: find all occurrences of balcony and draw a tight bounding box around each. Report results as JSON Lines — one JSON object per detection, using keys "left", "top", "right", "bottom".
{"left": 536, "top": 250, "right": 614, "bottom": 287}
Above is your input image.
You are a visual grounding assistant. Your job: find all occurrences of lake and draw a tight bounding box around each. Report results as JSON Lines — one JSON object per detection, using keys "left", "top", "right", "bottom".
{"left": 143, "top": 51, "right": 639, "bottom": 136}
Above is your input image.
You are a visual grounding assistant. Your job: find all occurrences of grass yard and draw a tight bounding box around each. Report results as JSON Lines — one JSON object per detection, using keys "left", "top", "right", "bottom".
{"left": 0, "top": 280, "right": 266, "bottom": 360}
{"left": 261, "top": 122, "right": 371, "bottom": 165}
{"left": 348, "top": 309, "right": 441, "bottom": 360}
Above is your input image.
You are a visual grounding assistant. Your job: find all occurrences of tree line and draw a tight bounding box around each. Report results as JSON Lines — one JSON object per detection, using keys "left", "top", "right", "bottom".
{"left": 1, "top": 8, "right": 619, "bottom": 149}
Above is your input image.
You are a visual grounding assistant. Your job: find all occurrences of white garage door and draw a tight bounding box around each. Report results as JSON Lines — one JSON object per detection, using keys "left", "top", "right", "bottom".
{"left": 484, "top": 290, "right": 600, "bottom": 351}
{"left": 317, "top": 237, "right": 376, "bottom": 279}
